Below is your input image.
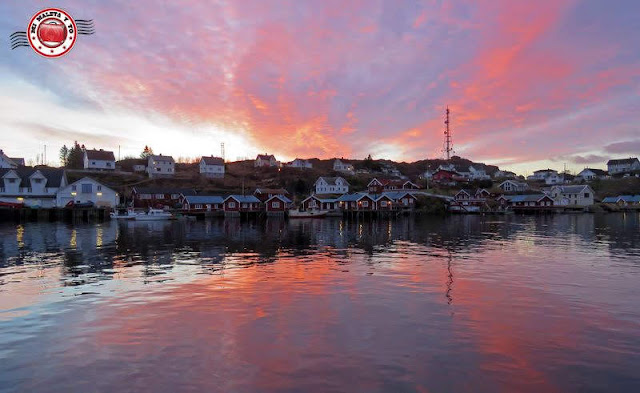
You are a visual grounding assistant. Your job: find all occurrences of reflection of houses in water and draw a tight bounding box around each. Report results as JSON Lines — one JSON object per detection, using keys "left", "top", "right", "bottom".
{"left": 0, "top": 222, "right": 118, "bottom": 265}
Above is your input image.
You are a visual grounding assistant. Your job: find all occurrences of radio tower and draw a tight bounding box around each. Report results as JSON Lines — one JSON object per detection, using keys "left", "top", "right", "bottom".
{"left": 220, "top": 142, "right": 225, "bottom": 161}
{"left": 443, "top": 106, "right": 453, "bottom": 160}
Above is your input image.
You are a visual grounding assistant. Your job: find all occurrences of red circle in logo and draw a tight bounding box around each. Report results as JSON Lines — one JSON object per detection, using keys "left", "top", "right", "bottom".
{"left": 27, "top": 8, "right": 77, "bottom": 57}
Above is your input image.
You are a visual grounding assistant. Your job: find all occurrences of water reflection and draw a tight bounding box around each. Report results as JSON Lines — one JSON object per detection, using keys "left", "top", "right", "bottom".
{"left": 0, "top": 213, "right": 639, "bottom": 392}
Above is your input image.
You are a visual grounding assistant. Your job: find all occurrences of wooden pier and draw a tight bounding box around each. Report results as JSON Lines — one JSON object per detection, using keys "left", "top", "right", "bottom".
{"left": 0, "top": 207, "right": 110, "bottom": 223}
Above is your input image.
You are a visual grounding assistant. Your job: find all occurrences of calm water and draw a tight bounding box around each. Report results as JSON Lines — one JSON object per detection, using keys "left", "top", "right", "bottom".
{"left": 1, "top": 214, "right": 639, "bottom": 392}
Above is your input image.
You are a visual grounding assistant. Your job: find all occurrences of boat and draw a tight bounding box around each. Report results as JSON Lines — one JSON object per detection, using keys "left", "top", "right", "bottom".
{"left": 287, "top": 209, "right": 328, "bottom": 218}
{"left": 110, "top": 208, "right": 140, "bottom": 220}
{"left": 134, "top": 208, "right": 174, "bottom": 221}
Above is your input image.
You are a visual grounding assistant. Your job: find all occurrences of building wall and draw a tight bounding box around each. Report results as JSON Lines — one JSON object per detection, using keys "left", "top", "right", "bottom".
{"left": 199, "top": 162, "right": 225, "bottom": 177}
{"left": 56, "top": 179, "right": 118, "bottom": 207}
{"left": 84, "top": 156, "right": 115, "bottom": 170}
{"left": 147, "top": 157, "right": 175, "bottom": 177}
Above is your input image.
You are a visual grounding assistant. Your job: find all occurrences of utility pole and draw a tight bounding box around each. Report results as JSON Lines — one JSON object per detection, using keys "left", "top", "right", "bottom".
{"left": 44, "top": 145, "right": 47, "bottom": 166}
{"left": 118, "top": 145, "right": 121, "bottom": 161}
{"left": 221, "top": 142, "right": 225, "bottom": 161}
{"left": 443, "top": 106, "right": 453, "bottom": 161}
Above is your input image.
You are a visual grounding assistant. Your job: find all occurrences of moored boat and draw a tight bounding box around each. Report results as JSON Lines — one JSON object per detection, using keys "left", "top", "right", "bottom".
{"left": 134, "top": 208, "right": 173, "bottom": 221}
{"left": 110, "top": 208, "right": 139, "bottom": 220}
{"left": 287, "top": 209, "right": 328, "bottom": 218}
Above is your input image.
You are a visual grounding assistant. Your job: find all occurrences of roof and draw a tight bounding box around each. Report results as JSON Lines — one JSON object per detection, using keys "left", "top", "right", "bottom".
{"left": 85, "top": 149, "right": 115, "bottom": 161}
{"left": 256, "top": 154, "right": 276, "bottom": 160}
{"left": 225, "top": 195, "right": 261, "bottom": 203}
{"left": 201, "top": 156, "right": 224, "bottom": 165}
{"left": 303, "top": 195, "right": 340, "bottom": 203}
{"left": 149, "top": 154, "right": 175, "bottom": 162}
{"left": 509, "top": 194, "right": 551, "bottom": 202}
{"left": 266, "top": 195, "right": 292, "bottom": 203}
{"left": 499, "top": 180, "right": 527, "bottom": 187}
{"left": 184, "top": 195, "right": 224, "bottom": 204}
{"left": 607, "top": 158, "right": 639, "bottom": 166}
{"left": 337, "top": 193, "right": 370, "bottom": 202}
{"left": 580, "top": 168, "right": 607, "bottom": 176}
{"left": 551, "top": 185, "right": 590, "bottom": 194}
{"left": 533, "top": 168, "right": 558, "bottom": 174}
{"left": 376, "top": 191, "right": 415, "bottom": 201}
{"left": 254, "top": 188, "right": 289, "bottom": 195}
{"left": 8, "top": 157, "right": 25, "bottom": 166}
{"left": 0, "top": 167, "right": 66, "bottom": 188}
{"left": 316, "top": 176, "right": 349, "bottom": 186}
{"left": 619, "top": 195, "right": 640, "bottom": 203}
{"left": 602, "top": 196, "right": 619, "bottom": 203}
{"left": 133, "top": 187, "right": 196, "bottom": 195}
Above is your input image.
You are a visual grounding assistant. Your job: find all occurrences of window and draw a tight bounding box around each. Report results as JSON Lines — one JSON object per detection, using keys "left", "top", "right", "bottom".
{"left": 106, "top": 162, "right": 112, "bottom": 167}
{"left": 272, "top": 201, "right": 280, "bottom": 208}
{"left": 381, "top": 200, "right": 388, "bottom": 207}
{"left": 242, "top": 203, "right": 248, "bottom": 208}
{"left": 81, "top": 184, "right": 92, "bottom": 193}
{"left": 140, "top": 194, "right": 151, "bottom": 200}
{"left": 8, "top": 178, "right": 16, "bottom": 183}
{"left": 195, "top": 204, "right": 202, "bottom": 209}
{"left": 228, "top": 202, "right": 236, "bottom": 208}
{"left": 97, "top": 185, "right": 102, "bottom": 191}
{"left": 362, "top": 201, "right": 369, "bottom": 207}
{"left": 33, "top": 178, "right": 42, "bottom": 184}
{"left": 584, "top": 193, "right": 590, "bottom": 198}
{"left": 155, "top": 194, "right": 164, "bottom": 199}
{"left": 156, "top": 168, "right": 161, "bottom": 172}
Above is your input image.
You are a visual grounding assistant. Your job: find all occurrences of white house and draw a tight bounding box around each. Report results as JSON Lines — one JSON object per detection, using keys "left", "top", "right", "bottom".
{"left": 333, "top": 159, "right": 354, "bottom": 174}
{"left": 314, "top": 176, "right": 349, "bottom": 195}
{"left": 56, "top": 177, "right": 119, "bottom": 208}
{"left": 493, "top": 170, "right": 516, "bottom": 179}
{"left": 255, "top": 154, "right": 279, "bottom": 167}
{"left": 0, "top": 167, "right": 67, "bottom": 208}
{"left": 199, "top": 156, "right": 225, "bottom": 178}
{"left": 0, "top": 149, "right": 18, "bottom": 168}
{"left": 468, "top": 165, "right": 490, "bottom": 180}
{"left": 498, "top": 180, "right": 528, "bottom": 192}
{"left": 607, "top": 158, "right": 640, "bottom": 175}
{"left": 550, "top": 185, "right": 594, "bottom": 207}
{"left": 287, "top": 158, "right": 312, "bottom": 169}
{"left": 576, "top": 168, "right": 608, "bottom": 181}
{"left": 83, "top": 149, "right": 116, "bottom": 171}
{"left": 527, "top": 169, "right": 564, "bottom": 184}
{"left": 147, "top": 154, "right": 175, "bottom": 178}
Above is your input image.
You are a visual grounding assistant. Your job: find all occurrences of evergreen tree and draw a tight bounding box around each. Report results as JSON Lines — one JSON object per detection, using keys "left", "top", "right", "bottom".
{"left": 59, "top": 145, "right": 69, "bottom": 166}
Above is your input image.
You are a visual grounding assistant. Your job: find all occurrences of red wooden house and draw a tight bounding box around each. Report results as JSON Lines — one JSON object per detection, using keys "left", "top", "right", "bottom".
{"left": 265, "top": 195, "right": 292, "bottom": 212}
{"left": 254, "top": 188, "right": 290, "bottom": 202}
{"left": 223, "top": 195, "right": 261, "bottom": 212}
{"left": 131, "top": 187, "right": 196, "bottom": 208}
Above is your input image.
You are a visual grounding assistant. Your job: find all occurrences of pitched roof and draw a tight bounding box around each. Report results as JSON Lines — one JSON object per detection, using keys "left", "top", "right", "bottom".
{"left": 581, "top": 168, "right": 607, "bottom": 176}
{"left": 149, "top": 154, "right": 175, "bottom": 162}
{"left": 509, "top": 194, "right": 551, "bottom": 202}
{"left": 256, "top": 154, "right": 275, "bottom": 160}
{"left": 85, "top": 149, "right": 115, "bottom": 161}
{"left": 133, "top": 187, "right": 196, "bottom": 195}
{"left": 254, "top": 188, "right": 289, "bottom": 195}
{"left": 302, "top": 195, "right": 340, "bottom": 203}
{"left": 225, "top": 195, "right": 261, "bottom": 203}
{"left": 533, "top": 168, "right": 558, "bottom": 174}
{"left": 0, "top": 167, "right": 66, "bottom": 188}
{"left": 316, "top": 176, "right": 349, "bottom": 186}
{"left": 601, "top": 196, "right": 619, "bottom": 203}
{"left": 337, "top": 193, "right": 369, "bottom": 202}
{"left": 266, "top": 195, "right": 292, "bottom": 203}
{"left": 184, "top": 195, "right": 225, "bottom": 204}
{"left": 607, "top": 158, "right": 639, "bottom": 166}
{"left": 8, "top": 157, "right": 25, "bottom": 166}
{"left": 551, "top": 185, "right": 590, "bottom": 194}
{"left": 201, "top": 156, "right": 224, "bottom": 165}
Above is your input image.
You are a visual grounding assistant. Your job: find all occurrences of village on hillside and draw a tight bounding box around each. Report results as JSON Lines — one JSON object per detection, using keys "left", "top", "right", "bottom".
{"left": 1, "top": 145, "right": 640, "bottom": 220}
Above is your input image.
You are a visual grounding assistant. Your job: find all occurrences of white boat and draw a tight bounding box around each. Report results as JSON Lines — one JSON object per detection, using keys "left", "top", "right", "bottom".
{"left": 110, "top": 208, "right": 140, "bottom": 220}
{"left": 287, "top": 209, "right": 328, "bottom": 218}
{"left": 134, "top": 208, "right": 174, "bottom": 221}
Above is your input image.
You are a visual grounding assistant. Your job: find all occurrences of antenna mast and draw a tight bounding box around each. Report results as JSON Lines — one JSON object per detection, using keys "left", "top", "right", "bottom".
{"left": 444, "top": 106, "right": 453, "bottom": 160}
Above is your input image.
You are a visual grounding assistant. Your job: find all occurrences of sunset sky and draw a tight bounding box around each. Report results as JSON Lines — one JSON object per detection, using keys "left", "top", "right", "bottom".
{"left": 1, "top": 0, "right": 639, "bottom": 175}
